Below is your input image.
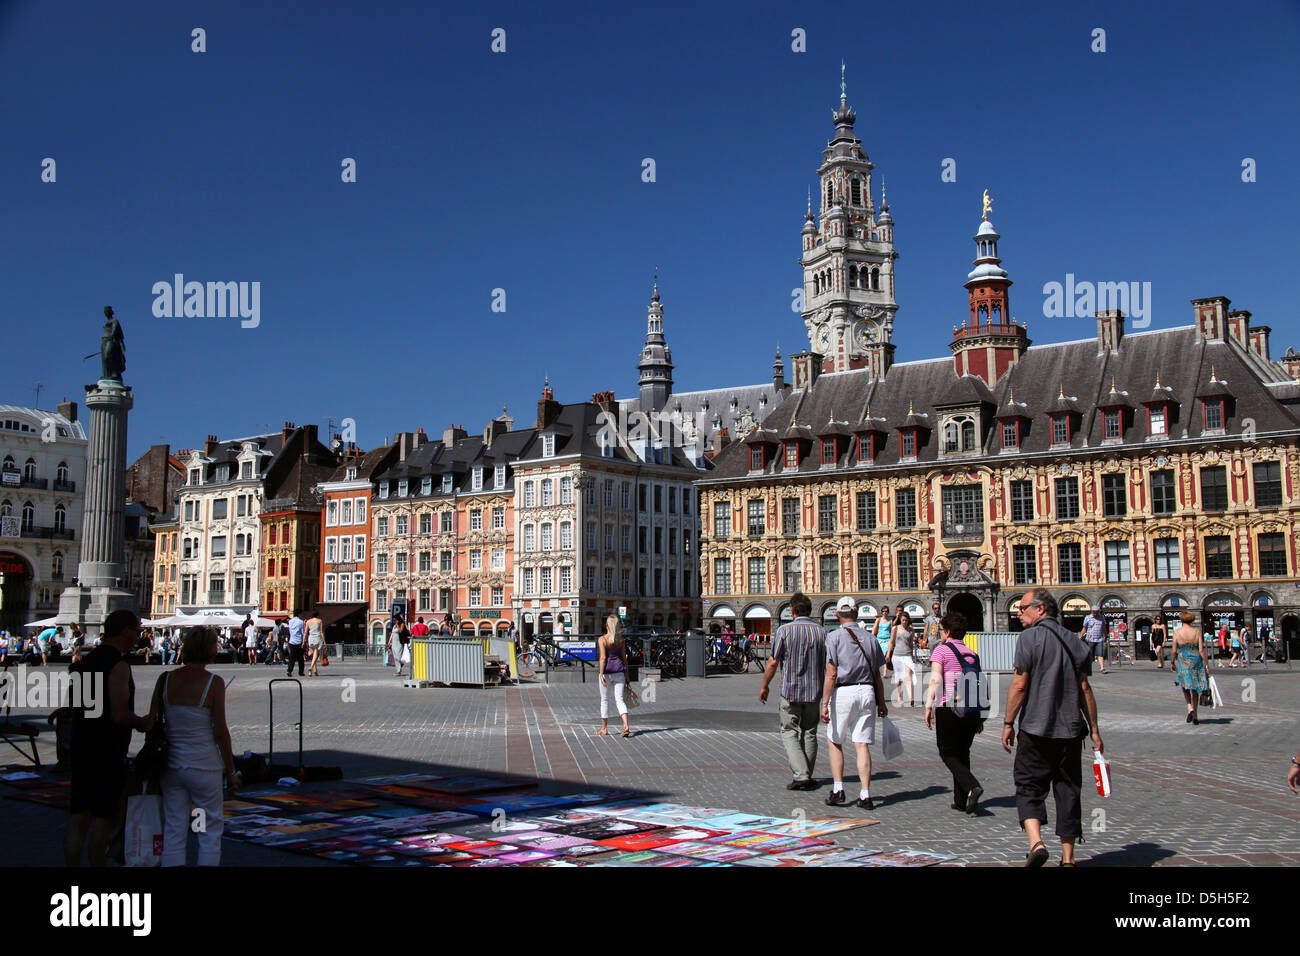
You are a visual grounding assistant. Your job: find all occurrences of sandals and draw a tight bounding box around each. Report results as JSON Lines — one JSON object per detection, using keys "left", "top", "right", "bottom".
{"left": 621, "top": 729, "right": 631, "bottom": 738}
{"left": 1059, "top": 861, "right": 1076, "bottom": 867}
{"left": 1025, "top": 841, "right": 1049, "bottom": 867}
{"left": 595, "top": 729, "right": 609, "bottom": 736}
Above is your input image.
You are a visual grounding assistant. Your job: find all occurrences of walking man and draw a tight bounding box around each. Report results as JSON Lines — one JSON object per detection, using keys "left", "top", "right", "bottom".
{"left": 1080, "top": 606, "right": 1107, "bottom": 674}
{"left": 64, "top": 610, "right": 154, "bottom": 866}
{"left": 921, "top": 601, "right": 942, "bottom": 652}
{"left": 758, "top": 592, "right": 826, "bottom": 791}
{"left": 820, "top": 596, "right": 887, "bottom": 809}
{"left": 1003, "top": 588, "right": 1103, "bottom": 867}
{"left": 286, "top": 609, "right": 306, "bottom": 677}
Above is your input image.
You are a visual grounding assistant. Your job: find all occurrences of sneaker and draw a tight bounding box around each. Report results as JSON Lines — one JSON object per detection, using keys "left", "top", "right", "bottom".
{"left": 824, "top": 789, "right": 847, "bottom": 806}
{"left": 854, "top": 797, "right": 875, "bottom": 811}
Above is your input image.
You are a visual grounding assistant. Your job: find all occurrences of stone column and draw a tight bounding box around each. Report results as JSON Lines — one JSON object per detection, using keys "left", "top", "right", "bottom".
{"left": 77, "top": 380, "right": 133, "bottom": 587}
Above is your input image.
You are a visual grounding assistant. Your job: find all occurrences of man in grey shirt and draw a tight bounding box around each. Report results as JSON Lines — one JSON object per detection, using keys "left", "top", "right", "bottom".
{"left": 1003, "top": 587, "right": 1103, "bottom": 867}
{"left": 820, "top": 597, "right": 888, "bottom": 809}
{"left": 760, "top": 592, "right": 826, "bottom": 791}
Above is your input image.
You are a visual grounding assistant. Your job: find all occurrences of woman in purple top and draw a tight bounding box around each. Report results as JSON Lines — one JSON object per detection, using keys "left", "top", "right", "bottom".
{"left": 596, "top": 615, "right": 631, "bottom": 738}
{"left": 924, "top": 611, "right": 984, "bottom": 814}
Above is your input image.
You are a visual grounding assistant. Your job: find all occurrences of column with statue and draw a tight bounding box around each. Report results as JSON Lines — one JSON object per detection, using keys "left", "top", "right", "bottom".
{"left": 58, "top": 307, "right": 139, "bottom": 639}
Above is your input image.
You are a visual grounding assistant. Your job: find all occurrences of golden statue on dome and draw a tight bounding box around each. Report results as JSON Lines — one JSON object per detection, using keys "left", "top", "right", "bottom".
{"left": 982, "top": 189, "right": 993, "bottom": 221}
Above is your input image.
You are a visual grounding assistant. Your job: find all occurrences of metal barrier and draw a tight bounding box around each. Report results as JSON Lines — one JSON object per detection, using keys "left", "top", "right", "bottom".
{"left": 964, "top": 632, "right": 1020, "bottom": 672}
{"left": 411, "top": 639, "right": 489, "bottom": 687}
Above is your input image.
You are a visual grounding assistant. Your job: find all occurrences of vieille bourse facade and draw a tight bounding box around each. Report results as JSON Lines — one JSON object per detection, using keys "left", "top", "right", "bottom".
{"left": 696, "top": 80, "right": 1300, "bottom": 651}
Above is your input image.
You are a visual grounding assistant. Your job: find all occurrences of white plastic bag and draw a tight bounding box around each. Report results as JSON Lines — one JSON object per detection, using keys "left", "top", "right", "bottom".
{"left": 879, "top": 716, "right": 903, "bottom": 760}
{"left": 1208, "top": 675, "right": 1224, "bottom": 709}
{"left": 124, "top": 794, "right": 163, "bottom": 867}
{"left": 400, "top": 644, "right": 411, "bottom": 665}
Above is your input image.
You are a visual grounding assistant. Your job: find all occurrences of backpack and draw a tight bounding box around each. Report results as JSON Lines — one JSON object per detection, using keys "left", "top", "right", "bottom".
{"left": 944, "top": 641, "right": 988, "bottom": 719}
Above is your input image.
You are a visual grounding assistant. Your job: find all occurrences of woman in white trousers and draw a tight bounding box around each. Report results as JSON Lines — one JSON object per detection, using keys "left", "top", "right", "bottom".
{"left": 148, "top": 628, "right": 238, "bottom": 866}
{"left": 596, "top": 615, "right": 631, "bottom": 738}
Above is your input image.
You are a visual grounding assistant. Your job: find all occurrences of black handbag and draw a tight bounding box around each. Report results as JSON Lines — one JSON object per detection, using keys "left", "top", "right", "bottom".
{"left": 134, "top": 673, "right": 169, "bottom": 781}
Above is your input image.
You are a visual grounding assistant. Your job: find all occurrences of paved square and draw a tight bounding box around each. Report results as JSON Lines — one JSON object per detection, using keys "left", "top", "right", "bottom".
{"left": 4, "top": 658, "right": 1298, "bottom": 865}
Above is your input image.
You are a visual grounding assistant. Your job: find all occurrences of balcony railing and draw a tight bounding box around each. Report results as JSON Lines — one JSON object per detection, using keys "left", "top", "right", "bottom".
{"left": 19, "top": 525, "right": 74, "bottom": 539}
{"left": 941, "top": 516, "right": 984, "bottom": 541}
{"left": 20, "top": 477, "right": 48, "bottom": 489}
{"left": 52, "top": 479, "right": 76, "bottom": 492}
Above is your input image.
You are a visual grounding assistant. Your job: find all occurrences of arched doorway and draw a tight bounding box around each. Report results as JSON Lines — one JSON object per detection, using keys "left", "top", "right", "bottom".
{"left": 0, "top": 551, "right": 33, "bottom": 636}
{"left": 1060, "top": 596, "right": 1090, "bottom": 633}
{"left": 947, "top": 592, "right": 984, "bottom": 632}
{"left": 1281, "top": 615, "right": 1298, "bottom": 661}
{"left": 743, "top": 604, "right": 772, "bottom": 638}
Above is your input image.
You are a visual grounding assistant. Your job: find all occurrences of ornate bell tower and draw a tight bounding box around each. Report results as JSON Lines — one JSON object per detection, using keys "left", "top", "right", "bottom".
{"left": 637, "top": 273, "right": 674, "bottom": 413}
{"left": 800, "top": 64, "right": 898, "bottom": 378}
{"left": 950, "top": 191, "right": 1029, "bottom": 385}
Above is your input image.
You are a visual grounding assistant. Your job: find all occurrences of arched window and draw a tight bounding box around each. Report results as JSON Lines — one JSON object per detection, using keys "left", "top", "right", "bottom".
{"left": 944, "top": 422, "right": 961, "bottom": 453}
{"left": 183, "top": 538, "right": 192, "bottom": 559}
{"left": 962, "top": 420, "right": 976, "bottom": 451}
{"left": 23, "top": 458, "right": 36, "bottom": 481}
{"left": 2, "top": 456, "right": 13, "bottom": 473}
{"left": 977, "top": 305, "right": 988, "bottom": 323}
{"left": 56, "top": 461, "right": 69, "bottom": 484}
{"left": 851, "top": 179, "right": 861, "bottom": 205}
{"left": 21, "top": 501, "right": 35, "bottom": 530}
{"left": 53, "top": 552, "right": 63, "bottom": 578}
{"left": 871, "top": 268, "right": 880, "bottom": 291}
{"left": 0, "top": 500, "right": 10, "bottom": 517}
{"left": 992, "top": 304, "right": 1002, "bottom": 323}
{"left": 54, "top": 504, "right": 66, "bottom": 531}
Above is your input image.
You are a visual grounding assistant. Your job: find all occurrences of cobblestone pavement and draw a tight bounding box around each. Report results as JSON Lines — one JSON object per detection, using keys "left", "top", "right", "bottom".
{"left": 3, "top": 657, "right": 1299, "bottom": 866}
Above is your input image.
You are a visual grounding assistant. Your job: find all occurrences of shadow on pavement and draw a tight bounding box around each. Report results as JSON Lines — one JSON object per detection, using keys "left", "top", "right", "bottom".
{"left": 1078, "top": 842, "right": 1177, "bottom": 867}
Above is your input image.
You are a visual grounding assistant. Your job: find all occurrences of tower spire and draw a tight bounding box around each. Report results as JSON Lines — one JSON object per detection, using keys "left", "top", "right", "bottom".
{"left": 840, "top": 60, "right": 846, "bottom": 105}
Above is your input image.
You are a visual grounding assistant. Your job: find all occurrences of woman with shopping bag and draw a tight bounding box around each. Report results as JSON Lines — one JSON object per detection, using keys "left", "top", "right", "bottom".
{"left": 146, "top": 627, "right": 238, "bottom": 866}
{"left": 596, "top": 615, "right": 633, "bottom": 738}
{"left": 1171, "top": 611, "right": 1210, "bottom": 725}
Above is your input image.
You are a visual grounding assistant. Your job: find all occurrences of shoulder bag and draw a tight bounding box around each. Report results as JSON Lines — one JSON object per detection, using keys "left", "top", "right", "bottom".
{"left": 135, "top": 673, "right": 170, "bottom": 783}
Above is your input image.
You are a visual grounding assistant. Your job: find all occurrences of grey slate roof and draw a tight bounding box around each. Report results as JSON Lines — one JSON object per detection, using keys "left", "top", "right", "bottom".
{"left": 703, "top": 325, "right": 1300, "bottom": 480}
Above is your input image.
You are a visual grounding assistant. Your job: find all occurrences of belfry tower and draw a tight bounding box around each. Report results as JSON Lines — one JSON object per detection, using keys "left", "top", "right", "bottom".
{"left": 800, "top": 64, "right": 899, "bottom": 378}
{"left": 637, "top": 273, "right": 674, "bottom": 414}
{"left": 950, "top": 191, "right": 1029, "bottom": 385}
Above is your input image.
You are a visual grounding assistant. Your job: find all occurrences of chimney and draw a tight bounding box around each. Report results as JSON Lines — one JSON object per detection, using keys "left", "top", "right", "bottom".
{"left": 1226, "top": 310, "right": 1252, "bottom": 350}
{"left": 1248, "top": 324, "right": 1272, "bottom": 362}
{"left": 396, "top": 431, "right": 421, "bottom": 462}
{"left": 57, "top": 398, "right": 77, "bottom": 422}
{"left": 537, "top": 384, "right": 562, "bottom": 432}
{"left": 1192, "top": 296, "right": 1230, "bottom": 342}
{"left": 1096, "top": 309, "right": 1125, "bottom": 353}
{"left": 281, "top": 421, "right": 295, "bottom": 445}
{"left": 204, "top": 434, "right": 219, "bottom": 457}
{"left": 788, "top": 350, "right": 822, "bottom": 390}
{"left": 442, "top": 424, "right": 468, "bottom": 447}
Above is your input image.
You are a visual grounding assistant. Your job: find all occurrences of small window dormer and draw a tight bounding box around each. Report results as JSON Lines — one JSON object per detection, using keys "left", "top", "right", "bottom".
{"left": 378, "top": 480, "right": 389, "bottom": 499}
{"left": 941, "top": 414, "right": 978, "bottom": 455}
{"left": 421, "top": 476, "right": 432, "bottom": 495}
{"left": 542, "top": 434, "right": 556, "bottom": 458}
{"left": 749, "top": 445, "right": 765, "bottom": 471}
{"left": 896, "top": 403, "right": 928, "bottom": 462}
{"left": 784, "top": 441, "right": 799, "bottom": 468}
{"left": 472, "top": 467, "right": 484, "bottom": 491}
{"left": 1197, "top": 368, "right": 1232, "bottom": 435}
{"left": 494, "top": 464, "right": 506, "bottom": 489}
{"left": 346, "top": 466, "right": 358, "bottom": 481}
{"left": 1047, "top": 387, "right": 1080, "bottom": 448}
{"left": 442, "top": 473, "right": 454, "bottom": 494}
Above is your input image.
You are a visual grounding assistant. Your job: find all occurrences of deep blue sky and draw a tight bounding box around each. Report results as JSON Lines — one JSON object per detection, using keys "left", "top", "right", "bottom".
{"left": 4, "top": 0, "right": 1297, "bottom": 461}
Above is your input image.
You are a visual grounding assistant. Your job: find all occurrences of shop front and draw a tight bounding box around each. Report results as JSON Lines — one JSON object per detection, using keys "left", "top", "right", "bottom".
{"left": 1203, "top": 593, "right": 1244, "bottom": 636}
{"left": 1100, "top": 597, "right": 1128, "bottom": 646}
{"left": 743, "top": 604, "right": 772, "bottom": 638}
{"left": 1249, "top": 591, "right": 1276, "bottom": 640}
{"left": 708, "top": 604, "right": 735, "bottom": 634}
{"left": 1060, "top": 596, "right": 1090, "bottom": 633}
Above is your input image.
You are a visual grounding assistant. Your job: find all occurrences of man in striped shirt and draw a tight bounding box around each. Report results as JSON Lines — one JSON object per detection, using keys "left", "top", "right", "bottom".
{"left": 760, "top": 592, "right": 827, "bottom": 791}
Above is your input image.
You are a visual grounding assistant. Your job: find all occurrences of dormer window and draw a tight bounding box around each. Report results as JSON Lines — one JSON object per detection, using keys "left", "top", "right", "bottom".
{"left": 442, "top": 474, "right": 454, "bottom": 493}
{"left": 421, "top": 476, "right": 432, "bottom": 495}
{"left": 784, "top": 442, "right": 799, "bottom": 468}
{"left": 542, "top": 434, "right": 556, "bottom": 457}
{"left": 241, "top": 461, "right": 252, "bottom": 480}
{"left": 942, "top": 416, "right": 977, "bottom": 454}
{"left": 749, "top": 446, "right": 765, "bottom": 471}
{"left": 346, "top": 466, "right": 358, "bottom": 480}
{"left": 1203, "top": 399, "right": 1225, "bottom": 432}
{"left": 1050, "top": 415, "right": 1071, "bottom": 446}
{"left": 379, "top": 480, "right": 389, "bottom": 499}
{"left": 189, "top": 469, "right": 200, "bottom": 486}
{"left": 494, "top": 464, "right": 506, "bottom": 489}
{"left": 1103, "top": 409, "right": 1122, "bottom": 441}
{"left": 472, "top": 468, "right": 484, "bottom": 491}
{"left": 1149, "top": 406, "right": 1167, "bottom": 436}
{"left": 900, "top": 431, "right": 916, "bottom": 458}
{"left": 820, "top": 438, "right": 837, "bottom": 465}
{"left": 397, "top": 479, "right": 408, "bottom": 497}
{"left": 857, "top": 434, "right": 875, "bottom": 462}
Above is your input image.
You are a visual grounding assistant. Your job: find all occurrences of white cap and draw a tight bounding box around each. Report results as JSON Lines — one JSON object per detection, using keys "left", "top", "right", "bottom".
{"left": 836, "top": 596, "right": 856, "bottom": 614}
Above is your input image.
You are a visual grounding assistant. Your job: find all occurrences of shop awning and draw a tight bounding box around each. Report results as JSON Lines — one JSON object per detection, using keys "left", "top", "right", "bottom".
{"left": 316, "top": 603, "right": 368, "bottom": 628}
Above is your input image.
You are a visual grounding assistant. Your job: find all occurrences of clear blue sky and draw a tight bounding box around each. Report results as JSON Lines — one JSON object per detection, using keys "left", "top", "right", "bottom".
{"left": 3, "top": 0, "right": 1297, "bottom": 461}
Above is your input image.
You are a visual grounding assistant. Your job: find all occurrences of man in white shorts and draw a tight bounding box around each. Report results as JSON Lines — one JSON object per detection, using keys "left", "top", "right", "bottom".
{"left": 820, "top": 597, "right": 889, "bottom": 810}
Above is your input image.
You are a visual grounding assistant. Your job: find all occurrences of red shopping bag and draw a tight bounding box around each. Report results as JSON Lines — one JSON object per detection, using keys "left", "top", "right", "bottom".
{"left": 1093, "top": 753, "right": 1112, "bottom": 797}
